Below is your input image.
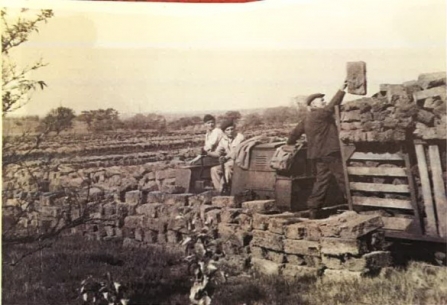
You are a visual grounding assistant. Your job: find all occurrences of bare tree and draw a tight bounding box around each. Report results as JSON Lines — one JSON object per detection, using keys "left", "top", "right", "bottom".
{"left": 1, "top": 9, "right": 114, "bottom": 266}
{"left": 2, "top": 8, "right": 54, "bottom": 115}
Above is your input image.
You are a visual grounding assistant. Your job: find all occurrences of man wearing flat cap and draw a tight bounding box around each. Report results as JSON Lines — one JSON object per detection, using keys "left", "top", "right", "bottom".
{"left": 202, "top": 114, "right": 224, "bottom": 154}
{"left": 287, "top": 81, "right": 348, "bottom": 219}
{"left": 189, "top": 114, "right": 223, "bottom": 165}
{"left": 208, "top": 119, "right": 245, "bottom": 192}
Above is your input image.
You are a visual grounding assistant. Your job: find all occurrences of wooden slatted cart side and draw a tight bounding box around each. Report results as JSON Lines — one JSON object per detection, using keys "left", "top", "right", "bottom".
{"left": 343, "top": 146, "right": 424, "bottom": 236}
{"left": 414, "top": 140, "right": 447, "bottom": 239}
{"left": 335, "top": 107, "right": 446, "bottom": 243}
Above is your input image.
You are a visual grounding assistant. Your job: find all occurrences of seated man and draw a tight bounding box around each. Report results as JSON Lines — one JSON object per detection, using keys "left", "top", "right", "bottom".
{"left": 209, "top": 120, "right": 245, "bottom": 192}
{"left": 202, "top": 114, "right": 224, "bottom": 154}
{"left": 189, "top": 114, "right": 223, "bottom": 165}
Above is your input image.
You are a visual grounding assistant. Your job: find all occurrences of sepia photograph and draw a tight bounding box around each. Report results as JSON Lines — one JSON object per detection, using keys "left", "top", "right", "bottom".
{"left": 2, "top": 0, "right": 446, "bottom": 304}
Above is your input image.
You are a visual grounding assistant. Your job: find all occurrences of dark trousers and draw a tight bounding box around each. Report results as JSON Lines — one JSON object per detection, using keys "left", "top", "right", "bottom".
{"left": 307, "top": 153, "right": 346, "bottom": 210}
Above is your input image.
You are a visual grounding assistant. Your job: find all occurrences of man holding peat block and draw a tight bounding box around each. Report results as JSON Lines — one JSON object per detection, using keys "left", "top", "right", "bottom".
{"left": 287, "top": 80, "right": 349, "bottom": 219}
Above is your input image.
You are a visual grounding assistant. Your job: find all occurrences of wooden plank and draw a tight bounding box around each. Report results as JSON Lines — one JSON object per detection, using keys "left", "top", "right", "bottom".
{"left": 349, "top": 182, "right": 410, "bottom": 193}
{"left": 384, "top": 231, "right": 447, "bottom": 244}
{"left": 335, "top": 106, "right": 353, "bottom": 210}
{"left": 382, "top": 217, "right": 414, "bottom": 231}
{"left": 347, "top": 167, "right": 407, "bottom": 177}
{"left": 402, "top": 149, "right": 424, "bottom": 235}
{"left": 342, "top": 144, "right": 356, "bottom": 163}
{"left": 428, "top": 145, "right": 447, "bottom": 238}
{"left": 413, "top": 85, "right": 447, "bottom": 102}
{"left": 350, "top": 152, "right": 404, "bottom": 161}
{"left": 352, "top": 196, "right": 413, "bottom": 209}
{"left": 414, "top": 144, "right": 438, "bottom": 236}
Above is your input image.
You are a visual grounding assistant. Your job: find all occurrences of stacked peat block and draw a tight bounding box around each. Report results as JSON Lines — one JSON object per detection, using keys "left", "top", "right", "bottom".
{"left": 26, "top": 165, "right": 216, "bottom": 248}
{"left": 214, "top": 196, "right": 253, "bottom": 272}
{"left": 412, "top": 72, "right": 446, "bottom": 140}
{"left": 154, "top": 168, "right": 184, "bottom": 194}
{"left": 339, "top": 72, "right": 446, "bottom": 143}
{"left": 211, "top": 195, "right": 287, "bottom": 272}
{"left": 317, "top": 211, "right": 391, "bottom": 281}
{"left": 31, "top": 194, "right": 66, "bottom": 234}
{"left": 3, "top": 157, "right": 188, "bottom": 197}
{"left": 250, "top": 210, "right": 391, "bottom": 280}
{"left": 122, "top": 191, "right": 195, "bottom": 247}
{"left": 118, "top": 191, "right": 246, "bottom": 251}
{"left": 249, "top": 203, "right": 307, "bottom": 276}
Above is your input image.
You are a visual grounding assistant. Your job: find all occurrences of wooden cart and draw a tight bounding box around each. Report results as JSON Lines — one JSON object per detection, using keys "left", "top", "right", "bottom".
{"left": 336, "top": 107, "right": 446, "bottom": 244}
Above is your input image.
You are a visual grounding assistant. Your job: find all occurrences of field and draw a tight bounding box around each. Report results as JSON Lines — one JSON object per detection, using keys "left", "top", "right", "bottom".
{"left": 2, "top": 5, "right": 446, "bottom": 305}
{"left": 3, "top": 237, "right": 447, "bottom": 305}
{"left": 3, "top": 81, "right": 447, "bottom": 305}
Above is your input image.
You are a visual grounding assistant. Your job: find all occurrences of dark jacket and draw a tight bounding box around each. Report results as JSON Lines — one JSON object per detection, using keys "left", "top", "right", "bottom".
{"left": 287, "top": 90, "right": 345, "bottom": 159}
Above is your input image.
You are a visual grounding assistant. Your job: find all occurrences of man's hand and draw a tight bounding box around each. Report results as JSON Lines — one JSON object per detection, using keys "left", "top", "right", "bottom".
{"left": 218, "top": 147, "right": 226, "bottom": 156}
{"left": 340, "top": 80, "right": 348, "bottom": 91}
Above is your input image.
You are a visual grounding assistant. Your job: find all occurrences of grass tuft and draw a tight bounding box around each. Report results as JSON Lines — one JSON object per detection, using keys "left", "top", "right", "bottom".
{"left": 3, "top": 237, "right": 447, "bottom": 305}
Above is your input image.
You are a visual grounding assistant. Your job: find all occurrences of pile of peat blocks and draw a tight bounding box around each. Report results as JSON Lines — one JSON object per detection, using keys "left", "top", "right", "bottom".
{"left": 339, "top": 72, "right": 446, "bottom": 142}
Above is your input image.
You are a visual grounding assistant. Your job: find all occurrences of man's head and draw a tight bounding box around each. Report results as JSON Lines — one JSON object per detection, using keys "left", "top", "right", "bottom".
{"left": 220, "top": 120, "right": 236, "bottom": 139}
{"left": 306, "top": 93, "right": 326, "bottom": 109}
{"left": 203, "top": 114, "right": 216, "bottom": 132}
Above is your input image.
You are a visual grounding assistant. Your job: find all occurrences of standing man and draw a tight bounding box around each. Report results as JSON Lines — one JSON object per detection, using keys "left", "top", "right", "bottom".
{"left": 287, "top": 81, "right": 348, "bottom": 219}
{"left": 209, "top": 120, "right": 245, "bottom": 192}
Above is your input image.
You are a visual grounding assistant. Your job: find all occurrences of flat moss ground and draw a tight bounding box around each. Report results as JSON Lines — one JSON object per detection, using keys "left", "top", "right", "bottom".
{"left": 3, "top": 237, "right": 447, "bottom": 305}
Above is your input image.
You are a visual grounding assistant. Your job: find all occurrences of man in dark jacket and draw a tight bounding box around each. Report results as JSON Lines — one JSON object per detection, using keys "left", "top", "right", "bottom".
{"left": 287, "top": 81, "right": 348, "bottom": 219}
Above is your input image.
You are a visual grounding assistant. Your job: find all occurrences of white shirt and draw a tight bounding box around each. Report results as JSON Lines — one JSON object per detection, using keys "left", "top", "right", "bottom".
{"left": 204, "top": 128, "right": 224, "bottom": 152}
{"left": 216, "top": 133, "right": 245, "bottom": 160}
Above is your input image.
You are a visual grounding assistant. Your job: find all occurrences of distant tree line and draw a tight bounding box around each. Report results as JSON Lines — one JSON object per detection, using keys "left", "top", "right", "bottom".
{"left": 18, "top": 104, "right": 306, "bottom": 135}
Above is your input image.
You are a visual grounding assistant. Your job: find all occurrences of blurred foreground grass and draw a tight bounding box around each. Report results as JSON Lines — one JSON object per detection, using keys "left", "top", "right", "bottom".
{"left": 3, "top": 237, "right": 447, "bottom": 305}
{"left": 3, "top": 237, "right": 190, "bottom": 305}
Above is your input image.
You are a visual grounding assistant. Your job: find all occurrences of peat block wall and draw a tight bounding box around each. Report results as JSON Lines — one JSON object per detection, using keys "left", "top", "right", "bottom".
{"left": 339, "top": 71, "right": 446, "bottom": 143}
{"left": 3, "top": 161, "right": 187, "bottom": 202}
{"left": 32, "top": 187, "right": 391, "bottom": 280}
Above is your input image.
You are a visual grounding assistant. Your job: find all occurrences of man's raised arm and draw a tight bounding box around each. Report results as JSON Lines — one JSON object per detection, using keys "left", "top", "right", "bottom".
{"left": 325, "top": 80, "right": 348, "bottom": 111}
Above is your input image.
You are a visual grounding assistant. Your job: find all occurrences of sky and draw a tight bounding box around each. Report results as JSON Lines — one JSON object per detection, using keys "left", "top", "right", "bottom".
{"left": 3, "top": 0, "right": 446, "bottom": 117}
